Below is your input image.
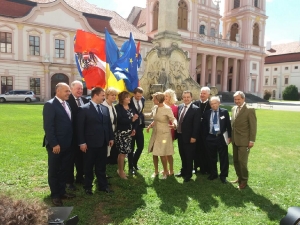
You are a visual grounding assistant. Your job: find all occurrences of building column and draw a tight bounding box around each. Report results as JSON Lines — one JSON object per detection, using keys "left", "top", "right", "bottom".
{"left": 17, "top": 24, "right": 24, "bottom": 60}
{"left": 258, "top": 57, "right": 265, "bottom": 96}
{"left": 222, "top": 57, "right": 229, "bottom": 91}
{"left": 200, "top": 54, "right": 206, "bottom": 86}
{"left": 43, "top": 62, "right": 51, "bottom": 101}
{"left": 211, "top": 55, "right": 217, "bottom": 86}
{"left": 232, "top": 58, "right": 237, "bottom": 92}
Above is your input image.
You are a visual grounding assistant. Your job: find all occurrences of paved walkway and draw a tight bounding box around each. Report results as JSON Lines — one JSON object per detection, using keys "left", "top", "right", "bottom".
{"left": 223, "top": 101, "right": 300, "bottom": 112}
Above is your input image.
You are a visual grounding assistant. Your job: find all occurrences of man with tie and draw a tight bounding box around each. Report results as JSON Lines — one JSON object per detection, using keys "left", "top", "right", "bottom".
{"left": 192, "top": 86, "right": 211, "bottom": 174}
{"left": 231, "top": 91, "right": 257, "bottom": 189}
{"left": 66, "top": 80, "right": 89, "bottom": 190}
{"left": 43, "top": 82, "right": 76, "bottom": 206}
{"left": 202, "top": 96, "right": 231, "bottom": 184}
{"left": 175, "top": 91, "right": 200, "bottom": 182}
{"left": 77, "top": 87, "right": 114, "bottom": 195}
{"left": 129, "top": 87, "right": 145, "bottom": 174}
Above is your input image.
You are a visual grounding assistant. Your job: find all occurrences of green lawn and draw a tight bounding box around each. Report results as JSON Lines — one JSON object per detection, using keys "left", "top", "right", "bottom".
{"left": 0, "top": 104, "right": 300, "bottom": 224}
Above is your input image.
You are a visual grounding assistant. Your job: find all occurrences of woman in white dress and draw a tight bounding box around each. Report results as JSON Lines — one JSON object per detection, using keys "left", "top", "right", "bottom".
{"left": 146, "top": 92, "right": 177, "bottom": 179}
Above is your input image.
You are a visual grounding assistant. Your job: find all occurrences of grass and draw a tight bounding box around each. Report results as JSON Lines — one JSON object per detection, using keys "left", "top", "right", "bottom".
{"left": 0, "top": 104, "right": 300, "bottom": 224}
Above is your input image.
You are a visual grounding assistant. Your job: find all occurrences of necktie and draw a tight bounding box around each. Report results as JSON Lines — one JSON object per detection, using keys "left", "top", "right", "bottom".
{"left": 112, "top": 106, "right": 117, "bottom": 125}
{"left": 96, "top": 104, "right": 103, "bottom": 122}
{"left": 76, "top": 98, "right": 81, "bottom": 107}
{"left": 235, "top": 106, "right": 241, "bottom": 118}
{"left": 62, "top": 101, "right": 71, "bottom": 120}
{"left": 137, "top": 100, "right": 141, "bottom": 113}
{"left": 212, "top": 111, "right": 218, "bottom": 134}
{"left": 177, "top": 106, "right": 187, "bottom": 133}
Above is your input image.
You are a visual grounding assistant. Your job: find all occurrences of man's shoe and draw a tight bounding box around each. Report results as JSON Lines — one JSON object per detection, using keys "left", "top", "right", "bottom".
{"left": 100, "top": 187, "right": 114, "bottom": 194}
{"left": 183, "top": 178, "right": 191, "bottom": 182}
{"left": 66, "top": 183, "right": 77, "bottom": 191}
{"left": 238, "top": 183, "right": 247, "bottom": 189}
{"left": 207, "top": 175, "right": 218, "bottom": 180}
{"left": 61, "top": 193, "right": 76, "bottom": 199}
{"left": 175, "top": 173, "right": 184, "bottom": 177}
{"left": 220, "top": 178, "right": 228, "bottom": 184}
{"left": 129, "top": 169, "right": 136, "bottom": 175}
{"left": 52, "top": 198, "right": 63, "bottom": 206}
{"left": 85, "top": 189, "right": 93, "bottom": 195}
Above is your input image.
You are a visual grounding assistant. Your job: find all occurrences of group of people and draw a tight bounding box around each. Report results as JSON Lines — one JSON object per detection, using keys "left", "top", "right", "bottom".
{"left": 43, "top": 81, "right": 257, "bottom": 207}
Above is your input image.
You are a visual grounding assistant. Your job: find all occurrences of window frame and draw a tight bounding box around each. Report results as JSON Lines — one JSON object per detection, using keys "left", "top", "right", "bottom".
{"left": 199, "top": 25, "right": 205, "bottom": 35}
{"left": 55, "top": 39, "right": 65, "bottom": 58}
{"left": 29, "top": 35, "right": 40, "bottom": 56}
{"left": 1, "top": 76, "right": 13, "bottom": 94}
{"left": 29, "top": 77, "right": 41, "bottom": 95}
{"left": 0, "top": 32, "right": 12, "bottom": 53}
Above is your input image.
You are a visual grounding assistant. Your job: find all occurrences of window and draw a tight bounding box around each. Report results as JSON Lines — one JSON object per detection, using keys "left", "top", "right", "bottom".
{"left": 272, "top": 90, "right": 276, "bottom": 98}
{"left": 265, "top": 78, "right": 268, "bottom": 85}
{"left": 285, "top": 78, "right": 288, "bottom": 85}
{"left": 217, "top": 74, "right": 221, "bottom": 84}
{"left": 273, "top": 78, "right": 277, "bottom": 85}
{"left": 252, "top": 63, "right": 257, "bottom": 70}
{"left": 208, "top": 73, "right": 211, "bottom": 83}
{"left": 152, "top": 1, "right": 159, "bottom": 31}
{"left": 29, "top": 36, "right": 40, "bottom": 55}
{"left": 254, "top": 0, "right": 259, "bottom": 7}
{"left": 230, "top": 23, "right": 239, "bottom": 41}
{"left": 285, "top": 67, "right": 288, "bottom": 70}
{"left": 234, "top": 0, "right": 240, "bottom": 9}
{"left": 274, "top": 68, "right": 277, "bottom": 71}
{"left": 199, "top": 25, "right": 205, "bottom": 35}
{"left": 55, "top": 39, "right": 65, "bottom": 58}
{"left": 1, "top": 76, "right": 13, "bottom": 93}
{"left": 253, "top": 23, "right": 259, "bottom": 46}
{"left": 30, "top": 78, "right": 40, "bottom": 95}
{"left": 295, "top": 66, "right": 298, "bottom": 69}
{"left": 178, "top": 0, "right": 188, "bottom": 30}
{"left": 0, "top": 32, "right": 12, "bottom": 53}
{"left": 266, "top": 68, "right": 269, "bottom": 71}
{"left": 210, "top": 28, "right": 216, "bottom": 37}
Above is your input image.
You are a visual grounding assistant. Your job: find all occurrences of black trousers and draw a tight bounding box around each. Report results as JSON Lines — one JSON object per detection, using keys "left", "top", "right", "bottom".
{"left": 66, "top": 143, "right": 84, "bottom": 184}
{"left": 83, "top": 145, "right": 108, "bottom": 191}
{"left": 47, "top": 146, "right": 71, "bottom": 199}
{"left": 194, "top": 135, "right": 210, "bottom": 173}
{"left": 128, "top": 124, "right": 144, "bottom": 169}
{"left": 107, "top": 144, "right": 118, "bottom": 165}
{"left": 177, "top": 134, "right": 196, "bottom": 180}
{"left": 205, "top": 134, "right": 229, "bottom": 178}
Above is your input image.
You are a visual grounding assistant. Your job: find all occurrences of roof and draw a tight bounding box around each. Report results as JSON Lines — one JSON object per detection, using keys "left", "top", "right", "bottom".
{"left": 0, "top": 0, "right": 149, "bottom": 41}
{"left": 265, "top": 53, "right": 300, "bottom": 64}
{"left": 131, "top": 7, "right": 147, "bottom": 28}
{"left": 266, "top": 41, "right": 300, "bottom": 56}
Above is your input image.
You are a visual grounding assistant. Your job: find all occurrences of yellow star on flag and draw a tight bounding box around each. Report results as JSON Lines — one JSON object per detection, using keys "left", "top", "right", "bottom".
{"left": 129, "top": 58, "right": 133, "bottom": 64}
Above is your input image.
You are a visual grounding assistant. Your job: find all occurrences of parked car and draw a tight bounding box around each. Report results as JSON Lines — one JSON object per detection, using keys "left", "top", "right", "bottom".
{"left": 0, "top": 90, "right": 37, "bottom": 103}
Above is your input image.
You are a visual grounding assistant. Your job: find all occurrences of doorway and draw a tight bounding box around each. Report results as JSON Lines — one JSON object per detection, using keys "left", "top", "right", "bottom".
{"left": 51, "top": 73, "right": 69, "bottom": 97}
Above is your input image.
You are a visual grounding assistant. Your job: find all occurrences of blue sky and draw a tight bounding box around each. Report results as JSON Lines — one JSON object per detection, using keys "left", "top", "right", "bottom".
{"left": 89, "top": 0, "right": 300, "bottom": 45}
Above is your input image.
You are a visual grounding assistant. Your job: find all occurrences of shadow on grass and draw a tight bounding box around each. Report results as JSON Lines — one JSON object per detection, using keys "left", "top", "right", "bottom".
{"left": 152, "top": 174, "right": 286, "bottom": 222}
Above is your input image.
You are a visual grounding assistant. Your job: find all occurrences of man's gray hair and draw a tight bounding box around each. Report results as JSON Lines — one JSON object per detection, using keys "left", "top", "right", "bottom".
{"left": 210, "top": 96, "right": 220, "bottom": 103}
{"left": 233, "top": 91, "right": 245, "bottom": 99}
{"left": 70, "top": 80, "right": 83, "bottom": 88}
{"left": 200, "top": 86, "right": 210, "bottom": 94}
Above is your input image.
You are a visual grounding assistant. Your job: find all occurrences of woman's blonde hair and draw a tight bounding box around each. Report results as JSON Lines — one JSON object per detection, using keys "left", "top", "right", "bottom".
{"left": 105, "top": 87, "right": 119, "bottom": 97}
{"left": 164, "top": 89, "right": 178, "bottom": 105}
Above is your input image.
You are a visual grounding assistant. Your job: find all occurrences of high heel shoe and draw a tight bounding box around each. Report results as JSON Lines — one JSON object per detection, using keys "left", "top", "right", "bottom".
{"left": 151, "top": 173, "right": 159, "bottom": 178}
{"left": 162, "top": 174, "right": 168, "bottom": 179}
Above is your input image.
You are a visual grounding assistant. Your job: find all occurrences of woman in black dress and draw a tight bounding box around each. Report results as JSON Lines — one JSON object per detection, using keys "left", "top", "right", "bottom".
{"left": 115, "top": 91, "right": 139, "bottom": 179}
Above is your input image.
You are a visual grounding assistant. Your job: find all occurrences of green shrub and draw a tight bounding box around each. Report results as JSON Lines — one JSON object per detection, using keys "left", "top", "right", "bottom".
{"left": 263, "top": 90, "right": 272, "bottom": 100}
{"left": 282, "top": 85, "right": 299, "bottom": 100}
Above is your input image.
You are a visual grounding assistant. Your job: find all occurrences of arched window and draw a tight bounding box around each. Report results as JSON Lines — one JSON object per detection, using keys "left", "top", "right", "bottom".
{"left": 253, "top": 23, "right": 259, "bottom": 46}
{"left": 254, "top": 0, "right": 259, "bottom": 7}
{"left": 178, "top": 0, "right": 188, "bottom": 30}
{"left": 230, "top": 23, "right": 239, "bottom": 41}
{"left": 152, "top": 1, "right": 159, "bottom": 31}
{"left": 51, "top": 73, "right": 69, "bottom": 97}
{"left": 210, "top": 28, "right": 215, "bottom": 37}
{"left": 234, "top": 0, "right": 240, "bottom": 9}
{"left": 199, "top": 25, "right": 205, "bottom": 34}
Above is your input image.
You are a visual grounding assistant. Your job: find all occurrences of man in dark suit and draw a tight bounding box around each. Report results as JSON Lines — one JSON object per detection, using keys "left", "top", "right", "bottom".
{"left": 43, "top": 82, "right": 76, "bottom": 206}
{"left": 77, "top": 87, "right": 114, "bottom": 195}
{"left": 231, "top": 91, "right": 257, "bottom": 189}
{"left": 192, "top": 86, "right": 211, "bottom": 174}
{"left": 202, "top": 96, "right": 232, "bottom": 184}
{"left": 176, "top": 90, "right": 200, "bottom": 182}
{"left": 66, "top": 80, "right": 89, "bottom": 190}
{"left": 129, "top": 87, "right": 145, "bottom": 174}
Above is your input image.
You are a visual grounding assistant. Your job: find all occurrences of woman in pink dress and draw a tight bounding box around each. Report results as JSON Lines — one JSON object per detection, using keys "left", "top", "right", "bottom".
{"left": 163, "top": 89, "right": 178, "bottom": 175}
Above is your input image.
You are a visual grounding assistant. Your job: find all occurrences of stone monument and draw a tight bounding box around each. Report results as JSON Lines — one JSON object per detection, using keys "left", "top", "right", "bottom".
{"left": 139, "top": 0, "right": 201, "bottom": 100}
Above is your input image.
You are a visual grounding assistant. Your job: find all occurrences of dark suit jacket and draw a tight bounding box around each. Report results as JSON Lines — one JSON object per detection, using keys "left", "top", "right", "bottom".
{"left": 77, "top": 102, "right": 114, "bottom": 148}
{"left": 67, "top": 94, "right": 89, "bottom": 141}
{"left": 202, "top": 108, "right": 232, "bottom": 141}
{"left": 43, "top": 97, "right": 73, "bottom": 148}
{"left": 129, "top": 96, "right": 145, "bottom": 128}
{"left": 177, "top": 103, "right": 200, "bottom": 143}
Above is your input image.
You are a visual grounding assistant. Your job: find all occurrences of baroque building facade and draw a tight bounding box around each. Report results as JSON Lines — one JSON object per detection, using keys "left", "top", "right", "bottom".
{"left": 128, "top": 0, "right": 267, "bottom": 96}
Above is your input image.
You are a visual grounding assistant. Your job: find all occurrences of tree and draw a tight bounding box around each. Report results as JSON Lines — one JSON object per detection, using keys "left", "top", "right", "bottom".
{"left": 263, "top": 90, "right": 272, "bottom": 100}
{"left": 282, "top": 85, "right": 299, "bottom": 100}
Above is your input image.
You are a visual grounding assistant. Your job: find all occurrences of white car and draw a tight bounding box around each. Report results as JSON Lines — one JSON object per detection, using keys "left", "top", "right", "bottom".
{"left": 0, "top": 90, "right": 37, "bottom": 103}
